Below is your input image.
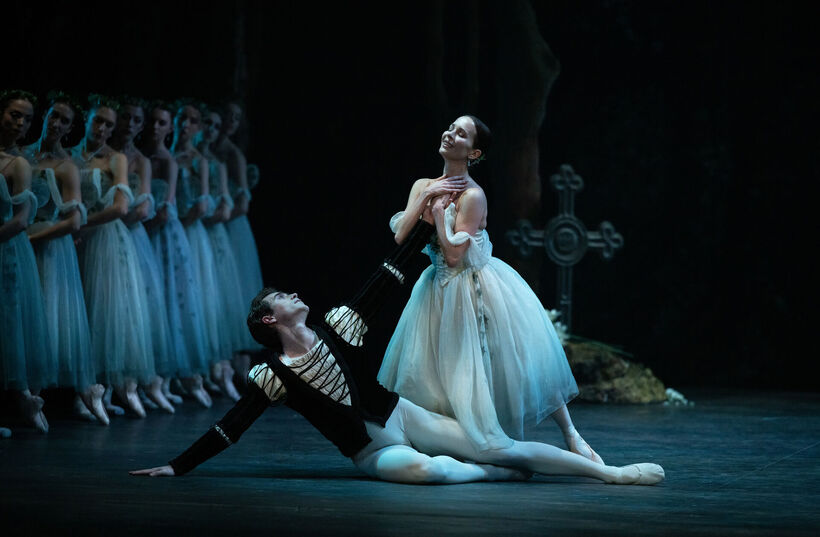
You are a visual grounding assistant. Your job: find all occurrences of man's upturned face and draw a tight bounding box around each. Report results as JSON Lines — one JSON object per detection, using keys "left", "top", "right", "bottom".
{"left": 264, "top": 291, "right": 309, "bottom": 327}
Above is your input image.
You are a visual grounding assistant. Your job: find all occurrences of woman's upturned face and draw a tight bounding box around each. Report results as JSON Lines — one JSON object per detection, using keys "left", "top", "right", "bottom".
{"left": 44, "top": 102, "right": 75, "bottom": 143}
{"left": 439, "top": 116, "right": 477, "bottom": 161}
{"left": 115, "top": 105, "right": 145, "bottom": 142}
{"left": 174, "top": 105, "right": 201, "bottom": 142}
{"left": 2, "top": 99, "right": 35, "bottom": 141}
{"left": 86, "top": 106, "right": 117, "bottom": 145}
{"left": 202, "top": 112, "right": 222, "bottom": 144}
{"left": 222, "top": 103, "right": 241, "bottom": 137}
{"left": 146, "top": 108, "right": 173, "bottom": 145}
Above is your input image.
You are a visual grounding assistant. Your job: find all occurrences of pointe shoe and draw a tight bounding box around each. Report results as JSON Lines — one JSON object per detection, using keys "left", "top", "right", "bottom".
{"left": 22, "top": 395, "right": 48, "bottom": 433}
{"left": 81, "top": 385, "right": 110, "bottom": 426}
{"left": 218, "top": 364, "right": 242, "bottom": 402}
{"left": 162, "top": 378, "right": 184, "bottom": 405}
{"left": 115, "top": 385, "right": 147, "bottom": 418}
{"left": 615, "top": 464, "right": 665, "bottom": 486}
{"left": 190, "top": 387, "right": 212, "bottom": 408}
{"left": 103, "top": 386, "right": 126, "bottom": 416}
{"left": 144, "top": 379, "right": 175, "bottom": 414}
{"left": 138, "top": 387, "right": 159, "bottom": 410}
{"left": 182, "top": 377, "right": 212, "bottom": 408}
{"left": 73, "top": 395, "right": 97, "bottom": 422}
{"left": 566, "top": 431, "right": 605, "bottom": 465}
{"left": 203, "top": 377, "right": 222, "bottom": 395}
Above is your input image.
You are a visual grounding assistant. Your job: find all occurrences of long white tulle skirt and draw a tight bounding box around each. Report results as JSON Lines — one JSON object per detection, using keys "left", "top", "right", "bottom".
{"left": 378, "top": 257, "right": 578, "bottom": 452}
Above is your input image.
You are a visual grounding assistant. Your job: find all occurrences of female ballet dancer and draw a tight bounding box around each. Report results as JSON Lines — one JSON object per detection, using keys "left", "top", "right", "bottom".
{"left": 210, "top": 101, "right": 263, "bottom": 387}
{"left": 22, "top": 92, "right": 109, "bottom": 424}
{"left": 195, "top": 107, "right": 247, "bottom": 401}
{"left": 210, "top": 102, "right": 264, "bottom": 346}
{"left": 108, "top": 96, "right": 175, "bottom": 414}
{"left": 70, "top": 95, "right": 155, "bottom": 418}
{"left": 170, "top": 102, "right": 228, "bottom": 402}
{"left": 0, "top": 90, "right": 56, "bottom": 432}
{"left": 378, "top": 115, "right": 603, "bottom": 462}
{"left": 141, "top": 100, "right": 211, "bottom": 408}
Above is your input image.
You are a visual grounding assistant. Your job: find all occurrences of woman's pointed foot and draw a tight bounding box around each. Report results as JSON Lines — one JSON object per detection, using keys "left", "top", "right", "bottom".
{"left": 183, "top": 376, "right": 212, "bottom": 408}
{"left": 144, "top": 377, "right": 175, "bottom": 414}
{"left": 161, "top": 377, "right": 184, "bottom": 405}
{"left": 566, "top": 430, "right": 604, "bottom": 465}
{"left": 115, "top": 382, "right": 146, "bottom": 419}
{"left": 81, "top": 384, "right": 110, "bottom": 426}
{"left": 73, "top": 394, "right": 97, "bottom": 422}
{"left": 103, "top": 386, "right": 125, "bottom": 416}
{"left": 613, "top": 464, "right": 665, "bottom": 485}
{"left": 138, "top": 387, "right": 159, "bottom": 410}
{"left": 22, "top": 393, "right": 48, "bottom": 433}
{"left": 218, "top": 362, "right": 241, "bottom": 402}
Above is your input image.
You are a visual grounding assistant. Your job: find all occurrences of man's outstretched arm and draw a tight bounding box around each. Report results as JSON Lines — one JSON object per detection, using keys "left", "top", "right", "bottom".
{"left": 130, "top": 385, "right": 272, "bottom": 477}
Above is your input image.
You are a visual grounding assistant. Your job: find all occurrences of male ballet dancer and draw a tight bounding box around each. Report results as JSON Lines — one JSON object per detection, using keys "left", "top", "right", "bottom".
{"left": 131, "top": 219, "right": 664, "bottom": 485}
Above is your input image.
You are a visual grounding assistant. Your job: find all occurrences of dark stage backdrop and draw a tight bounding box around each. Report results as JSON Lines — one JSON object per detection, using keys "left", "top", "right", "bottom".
{"left": 7, "top": 1, "right": 815, "bottom": 391}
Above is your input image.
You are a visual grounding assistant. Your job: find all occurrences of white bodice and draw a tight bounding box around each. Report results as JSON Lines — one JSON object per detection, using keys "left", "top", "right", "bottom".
{"left": 391, "top": 203, "right": 492, "bottom": 286}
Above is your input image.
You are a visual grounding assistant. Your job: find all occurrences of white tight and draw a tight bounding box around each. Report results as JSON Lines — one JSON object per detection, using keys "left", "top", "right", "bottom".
{"left": 353, "top": 398, "right": 629, "bottom": 484}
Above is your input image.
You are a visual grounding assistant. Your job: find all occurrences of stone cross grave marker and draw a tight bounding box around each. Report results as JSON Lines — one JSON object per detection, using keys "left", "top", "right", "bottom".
{"left": 506, "top": 164, "right": 624, "bottom": 331}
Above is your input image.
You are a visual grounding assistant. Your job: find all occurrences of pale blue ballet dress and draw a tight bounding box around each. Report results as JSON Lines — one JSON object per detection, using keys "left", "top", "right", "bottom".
{"left": 29, "top": 168, "right": 95, "bottom": 390}
{"left": 1, "top": 172, "right": 55, "bottom": 391}
{"left": 77, "top": 169, "right": 155, "bottom": 385}
{"left": 176, "top": 164, "right": 226, "bottom": 366}
{"left": 203, "top": 160, "right": 248, "bottom": 354}
{"left": 225, "top": 170, "right": 263, "bottom": 351}
{"left": 148, "top": 176, "right": 209, "bottom": 378}
{"left": 125, "top": 173, "right": 174, "bottom": 379}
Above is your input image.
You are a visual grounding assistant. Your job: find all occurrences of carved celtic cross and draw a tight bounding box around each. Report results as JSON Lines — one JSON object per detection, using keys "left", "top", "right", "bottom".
{"left": 506, "top": 164, "right": 623, "bottom": 331}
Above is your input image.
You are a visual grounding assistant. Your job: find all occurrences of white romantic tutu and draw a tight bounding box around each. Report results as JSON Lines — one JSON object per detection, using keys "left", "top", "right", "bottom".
{"left": 378, "top": 205, "right": 578, "bottom": 451}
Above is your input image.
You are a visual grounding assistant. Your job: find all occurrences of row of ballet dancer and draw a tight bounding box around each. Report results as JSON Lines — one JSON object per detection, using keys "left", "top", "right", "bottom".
{"left": 0, "top": 89, "right": 265, "bottom": 436}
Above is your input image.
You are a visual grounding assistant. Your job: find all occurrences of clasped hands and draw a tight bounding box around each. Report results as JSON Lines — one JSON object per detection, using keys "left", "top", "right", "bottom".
{"left": 422, "top": 175, "right": 467, "bottom": 223}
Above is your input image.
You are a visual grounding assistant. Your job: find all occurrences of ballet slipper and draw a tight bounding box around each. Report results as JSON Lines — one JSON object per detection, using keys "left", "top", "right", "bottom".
{"left": 566, "top": 431, "right": 605, "bottom": 465}
{"left": 161, "top": 377, "right": 183, "bottom": 405}
{"left": 72, "top": 394, "right": 97, "bottom": 422}
{"left": 172, "top": 377, "right": 190, "bottom": 396}
{"left": 22, "top": 393, "right": 48, "bottom": 433}
{"left": 218, "top": 361, "right": 242, "bottom": 402}
{"left": 613, "top": 464, "right": 665, "bottom": 485}
{"left": 138, "top": 387, "right": 159, "bottom": 410}
{"left": 203, "top": 376, "right": 222, "bottom": 395}
{"left": 0, "top": 427, "right": 11, "bottom": 439}
{"left": 143, "top": 377, "right": 175, "bottom": 414}
{"left": 114, "top": 382, "right": 146, "bottom": 418}
{"left": 103, "top": 386, "right": 125, "bottom": 416}
{"left": 183, "top": 376, "right": 212, "bottom": 408}
{"left": 80, "top": 384, "right": 109, "bottom": 426}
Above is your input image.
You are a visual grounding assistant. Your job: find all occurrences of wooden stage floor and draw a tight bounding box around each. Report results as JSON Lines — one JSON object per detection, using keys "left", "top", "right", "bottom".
{"left": 2, "top": 388, "right": 818, "bottom": 536}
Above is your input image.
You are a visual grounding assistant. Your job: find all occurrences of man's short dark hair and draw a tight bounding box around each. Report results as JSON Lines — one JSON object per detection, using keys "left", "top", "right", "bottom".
{"left": 247, "top": 287, "right": 283, "bottom": 354}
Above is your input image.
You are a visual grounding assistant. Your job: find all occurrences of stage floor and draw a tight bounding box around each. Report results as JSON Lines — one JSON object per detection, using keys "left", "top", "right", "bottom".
{"left": 2, "top": 388, "right": 818, "bottom": 536}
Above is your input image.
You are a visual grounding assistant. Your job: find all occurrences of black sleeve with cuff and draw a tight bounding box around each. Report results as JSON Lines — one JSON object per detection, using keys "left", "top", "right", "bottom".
{"left": 169, "top": 385, "right": 271, "bottom": 475}
{"left": 346, "top": 218, "right": 434, "bottom": 324}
